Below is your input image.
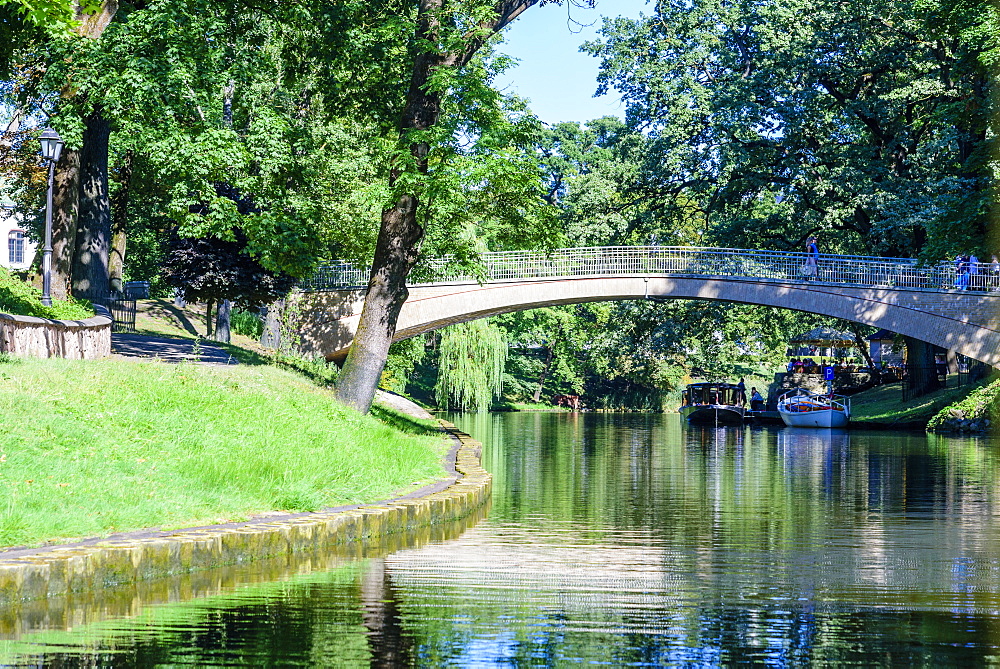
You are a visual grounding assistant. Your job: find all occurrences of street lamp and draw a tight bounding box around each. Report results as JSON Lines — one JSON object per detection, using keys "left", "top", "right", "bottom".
{"left": 38, "top": 128, "right": 64, "bottom": 307}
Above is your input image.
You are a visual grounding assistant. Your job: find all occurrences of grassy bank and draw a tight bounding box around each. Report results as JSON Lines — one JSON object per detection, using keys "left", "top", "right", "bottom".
{"left": 926, "top": 378, "right": 1000, "bottom": 432}
{"left": 0, "top": 267, "right": 92, "bottom": 320}
{"left": 849, "top": 379, "right": 988, "bottom": 426}
{"left": 0, "top": 357, "right": 448, "bottom": 548}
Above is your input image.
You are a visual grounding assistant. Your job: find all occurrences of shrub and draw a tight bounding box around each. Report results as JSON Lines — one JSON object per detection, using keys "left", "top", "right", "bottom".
{"left": 0, "top": 267, "right": 93, "bottom": 320}
{"left": 927, "top": 378, "right": 1000, "bottom": 431}
{"left": 231, "top": 309, "right": 264, "bottom": 338}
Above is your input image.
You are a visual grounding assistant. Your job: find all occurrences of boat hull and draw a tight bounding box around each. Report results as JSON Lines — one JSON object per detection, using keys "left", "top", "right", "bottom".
{"left": 777, "top": 407, "right": 849, "bottom": 428}
{"left": 681, "top": 405, "right": 746, "bottom": 425}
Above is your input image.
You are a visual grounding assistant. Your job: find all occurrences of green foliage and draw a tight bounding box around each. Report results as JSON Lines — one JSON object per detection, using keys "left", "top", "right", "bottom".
{"left": 0, "top": 267, "right": 93, "bottom": 319}
{"left": 230, "top": 308, "right": 263, "bottom": 338}
{"left": 586, "top": 0, "right": 995, "bottom": 260}
{"left": 435, "top": 319, "right": 507, "bottom": 412}
{"left": 0, "top": 0, "right": 85, "bottom": 37}
{"left": 926, "top": 378, "right": 1000, "bottom": 430}
{"left": 381, "top": 337, "right": 427, "bottom": 394}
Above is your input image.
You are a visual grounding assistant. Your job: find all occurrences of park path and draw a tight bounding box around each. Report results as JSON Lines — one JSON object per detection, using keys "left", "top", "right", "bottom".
{"left": 111, "top": 333, "right": 239, "bottom": 365}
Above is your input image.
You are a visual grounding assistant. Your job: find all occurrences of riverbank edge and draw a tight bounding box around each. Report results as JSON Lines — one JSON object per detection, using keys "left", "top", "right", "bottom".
{"left": 0, "top": 420, "right": 489, "bottom": 607}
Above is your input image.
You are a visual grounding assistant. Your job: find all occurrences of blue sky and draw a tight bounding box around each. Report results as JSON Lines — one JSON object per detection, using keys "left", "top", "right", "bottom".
{"left": 494, "top": 0, "right": 652, "bottom": 125}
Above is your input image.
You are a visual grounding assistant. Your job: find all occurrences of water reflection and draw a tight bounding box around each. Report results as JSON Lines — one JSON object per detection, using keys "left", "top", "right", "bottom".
{"left": 3, "top": 414, "right": 1000, "bottom": 666}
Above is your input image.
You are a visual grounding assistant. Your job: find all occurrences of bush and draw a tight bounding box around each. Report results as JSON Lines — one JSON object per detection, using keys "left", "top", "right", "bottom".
{"left": 927, "top": 378, "right": 1000, "bottom": 432}
{"left": 231, "top": 308, "right": 264, "bottom": 338}
{"left": 0, "top": 267, "right": 93, "bottom": 320}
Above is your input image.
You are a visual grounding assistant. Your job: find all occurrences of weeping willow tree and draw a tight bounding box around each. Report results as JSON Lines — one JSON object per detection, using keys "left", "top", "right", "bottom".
{"left": 435, "top": 319, "right": 507, "bottom": 412}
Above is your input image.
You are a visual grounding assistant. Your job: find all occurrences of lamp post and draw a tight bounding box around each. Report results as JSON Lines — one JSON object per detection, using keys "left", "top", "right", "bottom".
{"left": 38, "top": 128, "right": 64, "bottom": 307}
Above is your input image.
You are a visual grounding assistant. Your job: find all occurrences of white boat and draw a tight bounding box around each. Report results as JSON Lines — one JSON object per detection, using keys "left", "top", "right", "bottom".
{"left": 776, "top": 389, "right": 851, "bottom": 428}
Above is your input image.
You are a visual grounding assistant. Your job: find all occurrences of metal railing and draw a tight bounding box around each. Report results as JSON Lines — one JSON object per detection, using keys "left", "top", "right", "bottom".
{"left": 302, "top": 246, "right": 993, "bottom": 293}
{"left": 96, "top": 292, "right": 137, "bottom": 333}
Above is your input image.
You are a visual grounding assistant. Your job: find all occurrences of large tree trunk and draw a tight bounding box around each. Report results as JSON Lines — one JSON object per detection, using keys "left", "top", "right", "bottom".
{"left": 42, "top": 1, "right": 118, "bottom": 300}
{"left": 215, "top": 299, "right": 231, "bottom": 343}
{"left": 903, "top": 336, "right": 942, "bottom": 395}
{"left": 531, "top": 343, "right": 555, "bottom": 403}
{"left": 335, "top": 198, "right": 423, "bottom": 412}
{"left": 72, "top": 109, "right": 112, "bottom": 302}
{"left": 50, "top": 148, "right": 81, "bottom": 300}
{"left": 74, "top": 0, "right": 118, "bottom": 38}
{"left": 334, "top": 0, "right": 442, "bottom": 413}
{"left": 334, "top": 0, "right": 540, "bottom": 413}
{"left": 108, "top": 149, "right": 133, "bottom": 293}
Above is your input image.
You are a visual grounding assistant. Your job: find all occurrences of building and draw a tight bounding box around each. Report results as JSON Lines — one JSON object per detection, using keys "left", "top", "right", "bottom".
{"left": 867, "top": 329, "right": 904, "bottom": 366}
{"left": 0, "top": 198, "right": 36, "bottom": 272}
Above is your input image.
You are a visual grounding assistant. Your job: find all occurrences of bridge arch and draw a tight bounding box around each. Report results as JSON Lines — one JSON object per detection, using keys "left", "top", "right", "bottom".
{"left": 294, "top": 274, "right": 1000, "bottom": 366}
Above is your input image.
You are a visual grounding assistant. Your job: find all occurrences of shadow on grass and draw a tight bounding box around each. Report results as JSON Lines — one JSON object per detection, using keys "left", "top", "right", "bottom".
{"left": 370, "top": 404, "right": 441, "bottom": 436}
{"left": 141, "top": 299, "right": 201, "bottom": 337}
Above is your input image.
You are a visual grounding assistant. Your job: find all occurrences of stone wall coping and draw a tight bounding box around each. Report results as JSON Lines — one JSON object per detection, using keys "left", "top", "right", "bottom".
{"left": 0, "top": 303, "right": 110, "bottom": 329}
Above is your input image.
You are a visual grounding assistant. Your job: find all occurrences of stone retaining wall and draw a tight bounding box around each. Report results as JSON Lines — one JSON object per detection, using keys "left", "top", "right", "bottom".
{"left": 0, "top": 422, "right": 491, "bottom": 607}
{"left": 0, "top": 305, "right": 112, "bottom": 359}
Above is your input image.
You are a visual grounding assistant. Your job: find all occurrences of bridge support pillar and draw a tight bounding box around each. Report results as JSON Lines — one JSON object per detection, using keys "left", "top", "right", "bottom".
{"left": 946, "top": 348, "right": 959, "bottom": 374}
{"left": 903, "top": 336, "right": 944, "bottom": 396}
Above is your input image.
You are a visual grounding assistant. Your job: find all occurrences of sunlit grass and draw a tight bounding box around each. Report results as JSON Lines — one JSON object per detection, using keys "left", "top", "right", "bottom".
{"left": 502, "top": 402, "right": 570, "bottom": 412}
{"left": 850, "top": 378, "right": 988, "bottom": 423}
{"left": 0, "top": 357, "right": 447, "bottom": 548}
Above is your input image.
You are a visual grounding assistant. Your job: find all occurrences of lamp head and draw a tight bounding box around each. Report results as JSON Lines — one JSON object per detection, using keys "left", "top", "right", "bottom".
{"left": 39, "top": 128, "right": 64, "bottom": 163}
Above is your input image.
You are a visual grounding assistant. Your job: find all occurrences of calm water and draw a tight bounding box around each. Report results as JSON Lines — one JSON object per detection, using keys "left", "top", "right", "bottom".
{"left": 4, "top": 413, "right": 1000, "bottom": 667}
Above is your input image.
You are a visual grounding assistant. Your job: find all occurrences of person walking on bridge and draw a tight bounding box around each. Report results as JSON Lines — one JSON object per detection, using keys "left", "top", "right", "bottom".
{"left": 804, "top": 236, "right": 819, "bottom": 280}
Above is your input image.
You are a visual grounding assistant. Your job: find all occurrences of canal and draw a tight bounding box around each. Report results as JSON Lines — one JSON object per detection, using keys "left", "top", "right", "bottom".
{"left": 4, "top": 412, "right": 1000, "bottom": 666}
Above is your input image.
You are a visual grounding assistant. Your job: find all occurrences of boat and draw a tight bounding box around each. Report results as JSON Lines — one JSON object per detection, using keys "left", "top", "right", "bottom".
{"left": 776, "top": 388, "right": 851, "bottom": 428}
{"left": 679, "top": 383, "right": 746, "bottom": 425}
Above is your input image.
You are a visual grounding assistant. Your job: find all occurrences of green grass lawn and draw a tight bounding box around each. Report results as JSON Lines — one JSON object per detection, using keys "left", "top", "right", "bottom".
{"left": 849, "top": 378, "right": 988, "bottom": 424}
{"left": 0, "top": 357, "right": 448, "bottom": 548}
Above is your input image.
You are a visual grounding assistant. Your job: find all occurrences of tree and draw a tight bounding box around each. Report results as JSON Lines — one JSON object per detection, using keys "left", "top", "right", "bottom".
{"left": 160, "top": 229, "right": 295, "bottom": 342}
{"left": 1, "top": 0, "right": 119, "bottom": 301}
{"left": 334, "top": 0, "right": 581, "bottom": 414}
{"left": 435, "top": 319, "right": 507, "bottom": 411}
{"left": 586, "top": 0, "right": 996, "bottom": 260}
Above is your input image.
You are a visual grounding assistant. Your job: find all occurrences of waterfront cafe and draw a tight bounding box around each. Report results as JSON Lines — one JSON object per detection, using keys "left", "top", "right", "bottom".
{"left": 866, "top": 329, "right": 904, "bottom": 367}
{"left": 785, "top": 327, "right": 861, "bottom": 367}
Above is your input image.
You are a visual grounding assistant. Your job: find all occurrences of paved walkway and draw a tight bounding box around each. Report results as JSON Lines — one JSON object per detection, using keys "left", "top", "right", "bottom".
{"left": 375, "top": 389, "right": 435, "bottom": 419}
{"left": 111, "top": 333, "right": 239, "bottom": 365}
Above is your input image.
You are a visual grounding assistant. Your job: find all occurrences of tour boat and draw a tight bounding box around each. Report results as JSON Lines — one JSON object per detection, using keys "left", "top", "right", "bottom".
{"left": 776, "top": 389, "right": 851, "bottom": 428}
{"left": 679, "top": 383, "right": 746, "bottom": 425}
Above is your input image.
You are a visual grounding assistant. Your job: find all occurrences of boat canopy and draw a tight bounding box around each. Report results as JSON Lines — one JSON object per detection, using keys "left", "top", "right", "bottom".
{"left": 683, "top": 383, "right": 742, "bottom": 407}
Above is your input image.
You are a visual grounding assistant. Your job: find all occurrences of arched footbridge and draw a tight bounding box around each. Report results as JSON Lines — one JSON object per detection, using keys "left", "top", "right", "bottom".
{"left": 290, "top": 246, "right": 1000, "bottom": 366}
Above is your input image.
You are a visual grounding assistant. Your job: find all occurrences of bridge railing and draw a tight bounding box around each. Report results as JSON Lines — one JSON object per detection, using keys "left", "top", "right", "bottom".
{"left": 303, "top": 246, "right": 980, "bottom": 292}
